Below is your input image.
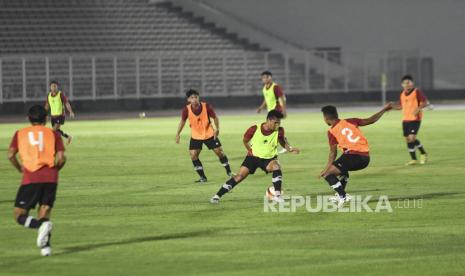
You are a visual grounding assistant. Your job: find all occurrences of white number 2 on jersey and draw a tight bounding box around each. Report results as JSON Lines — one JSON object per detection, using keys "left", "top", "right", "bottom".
{"left": 341, "top": 128, "right": 360, "bottom": 143}
{"left": 28, "top": 131, "right": 44, "bottom": 151}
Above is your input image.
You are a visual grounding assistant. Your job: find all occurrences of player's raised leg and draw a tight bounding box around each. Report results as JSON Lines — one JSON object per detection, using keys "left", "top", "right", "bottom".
{"left": 210, "top": 166, "right": 250, "bottom": 203}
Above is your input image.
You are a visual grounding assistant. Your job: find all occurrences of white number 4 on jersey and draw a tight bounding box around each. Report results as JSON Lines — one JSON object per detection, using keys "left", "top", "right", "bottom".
{"left": 28, "top": 131, "right": 44, "bottom": 151}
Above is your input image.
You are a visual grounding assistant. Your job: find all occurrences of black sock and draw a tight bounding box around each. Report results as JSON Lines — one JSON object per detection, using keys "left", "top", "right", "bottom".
{"left": 339, "top": 174, "right": 349, "bottom": 190}
{"left": 324, "top": 174, "right": 346, "bottom": 197}
{"left": 57, "top": 129, "right": 69, "bottom": 139}
{"left": 216, "top": 178, "right": 238, "bottom": 197}
{"left": 219, "top": 156, "right": 231, "bottom": 175}
{"left": 414, "top": 140, "right": 426, "bottom": 154}
{"left": 17, "top": 215, "right": 45, "bottom": 229}
{"left": 192, "top": 159, "right": 207, "bottom": 179}
{"left": 272, "top": 170, "right": 282, "bottom": 195}
{"left": 407, "top": 142, "right": 417, "bottom": 160}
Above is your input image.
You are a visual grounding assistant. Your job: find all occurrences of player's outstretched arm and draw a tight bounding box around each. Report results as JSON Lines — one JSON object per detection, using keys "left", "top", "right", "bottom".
{"left": 175, "top": 119, "right": 186, "bottom": 144}
{"left": 55, "top": 151, "right": 66, "bottom": 171}
{"left": 391, "top": 102, "right": 402, "bottom": 110}
{"left": 7, "top": 147, "right": 22, "bottom": 173}
{"left": 358, "top": 102, "right": 393, "bottom": 126}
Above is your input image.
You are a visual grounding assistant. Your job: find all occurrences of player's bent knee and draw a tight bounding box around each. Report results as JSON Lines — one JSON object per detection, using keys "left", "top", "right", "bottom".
{"left": 327, "top": 165, "right": 342, "bottom": 176}
{"left": 266, "top": 163, "right": 280, "bottom": 172}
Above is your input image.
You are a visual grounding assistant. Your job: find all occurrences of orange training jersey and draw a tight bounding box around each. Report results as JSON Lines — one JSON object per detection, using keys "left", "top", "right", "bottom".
{"left": 400, "top": 88, "right": 425, "bottom": 121}
{"left": 187, "top": 102, "right": 215, "bottom": 140}
{"left": 17, "top": 125, "right": 56, "bottom": 172}
{"left": 329, "top": 119, "right": 369, "bottom": 153}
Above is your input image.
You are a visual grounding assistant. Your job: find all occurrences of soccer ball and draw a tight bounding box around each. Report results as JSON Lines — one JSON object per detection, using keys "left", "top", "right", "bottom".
{"left": 139, "top": 112, "right": 146, "bottom": 118}
{"left": 265, "top": 186, "right": 283, "bottom": 200}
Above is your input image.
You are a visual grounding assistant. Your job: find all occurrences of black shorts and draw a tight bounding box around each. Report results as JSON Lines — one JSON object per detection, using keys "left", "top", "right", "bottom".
{"left": 333, "top": 154, "right": 370, "bottom": 176}
{"left": 14, "top": 183, "right": 57, "bottom": 210}
{"left": 241, "top": 155, "right": 277, "bottom": 174}
{"left": 51, "top": 116, "right": 65, "bottom": 127}
{"left": 189, "top": 137, "right": 222, "bottom": 150}
{"left": 402, "top": 121, "right": 421, "bottom": 137}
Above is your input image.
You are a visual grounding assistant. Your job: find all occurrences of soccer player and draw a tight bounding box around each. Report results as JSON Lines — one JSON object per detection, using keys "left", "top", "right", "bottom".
{"left": 175, "top": 89, "right": 232, "bottom": 183}
{"left": 210, "top": 110, "right": 300, "bottom": 204}
{"left": 392, "top": 75, "right": 429, "bottom": 165}
{"left": 319, "top": 104, "right": 392, "bottom": 207}
{"left": 8, "top": 105, "right": 67, "bottom": 256}
{"left": 44, "top": 80, "right": 75, "bottom": 144}
{"left": 256, "top": 71, "right": 287, "bottom": 118}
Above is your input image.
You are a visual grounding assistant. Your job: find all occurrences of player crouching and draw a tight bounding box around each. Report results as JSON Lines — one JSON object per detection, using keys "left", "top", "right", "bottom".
{"left": 211, "top": 110, "right": 300, "bottom": 204}
{"left": 319, "top": 104, "right": 392, "bottom": 207}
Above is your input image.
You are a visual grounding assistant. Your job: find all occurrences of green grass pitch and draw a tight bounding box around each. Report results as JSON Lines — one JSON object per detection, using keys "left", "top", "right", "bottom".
{"left": 0, "top": 109, "right": 464, "bottom": 275}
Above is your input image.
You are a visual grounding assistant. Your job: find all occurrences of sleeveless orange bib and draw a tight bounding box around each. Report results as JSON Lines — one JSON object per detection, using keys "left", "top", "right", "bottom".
{"left": 17, "top": 125, "right": 56, "bottom": 172}
{"left": 400, "top": 88, "right": 423, "bottom": 121}
{"left": 187, "top": 102, "right": 214, "bottom": 140}
{"left": 329, "top": 119, "right": 369, "bottom": 153}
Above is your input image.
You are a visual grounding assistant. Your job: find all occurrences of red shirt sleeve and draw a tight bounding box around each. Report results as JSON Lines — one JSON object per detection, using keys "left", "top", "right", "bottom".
{"left": 243, "top": 125, "right": 257, "bottom": 143}
{"left": 54, "top": 131, "right": 65, "bottom": 152}
{"left": 181, "top": 106, "right": 188, "bottom": 121}
{"left": 60, "top": 92, "right": 68, "bottom": 104}
{"left": 274, "top": 85, "right": 284, "bottom": 98}
{"left": 10, "top": 131, "right": 18, "bottom": 149}
{"left": 416, "top": 89, "right": 427, "bottom": 103}
{"left": 327, "top": 131, "right": 338, "bottom": 146}
{"left": 345, "top": 118, "right": 363, "bottom": 127}
{"left": 278, "top": 127, "right": 286, "bottom": 147}
{"left": 206, "top": 103, "right": 217, "bottom": 118}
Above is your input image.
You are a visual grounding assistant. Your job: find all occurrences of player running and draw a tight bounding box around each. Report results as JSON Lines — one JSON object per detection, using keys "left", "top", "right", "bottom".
{"left": 44, "top": 80, "right": 75, "bottom": 145}
{"left": 175, "top": 89, "right": 232, "bottom": 183}
{"left": 256, "top": 71, "right": 287, "bottom": 118}
{"left": 8, "top": 105, "right": 67, "bottom": 256}
{"left": 210, "top": 110, "right": 300, "bottom": 204}
{"left": 319, "top": 104, "right": 392, "bottom": 207}
{"left": 392, "top": 75, "right": 429, "bottom": 165}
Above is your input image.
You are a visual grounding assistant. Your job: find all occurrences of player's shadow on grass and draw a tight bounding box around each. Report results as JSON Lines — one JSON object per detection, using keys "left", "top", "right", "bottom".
{"left": 366, "top": 192, "right": 462, "bottom": 203}
{"left": 56, "top": 229, "right": 215, "bottom": 256}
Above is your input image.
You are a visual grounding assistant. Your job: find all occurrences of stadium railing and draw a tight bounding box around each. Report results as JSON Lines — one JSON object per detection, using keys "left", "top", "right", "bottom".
{"left": 0, "top": 49, "right": 432, "bottom": 103}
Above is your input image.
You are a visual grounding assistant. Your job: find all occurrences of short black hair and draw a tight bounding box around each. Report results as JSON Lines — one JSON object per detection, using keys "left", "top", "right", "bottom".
{"left": 261, "top": 71, "right": 272, "bottom": 77}
{"left": 186, "top": 89, "right": 199, "bottom": 98}
{"left": 321, "top": 105, "right": 339, "bottom": 119}
{"left": 28, "top": 105, "right": 47, "bottom": 124}
{"left": 266, "top": 110, "right": 284, "bottom": 120}
{"left": 401, "top": 75, "right": 414, "bottom": 82}
{"left": 50, "top": 80, "right": 59, "bottom": 85}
